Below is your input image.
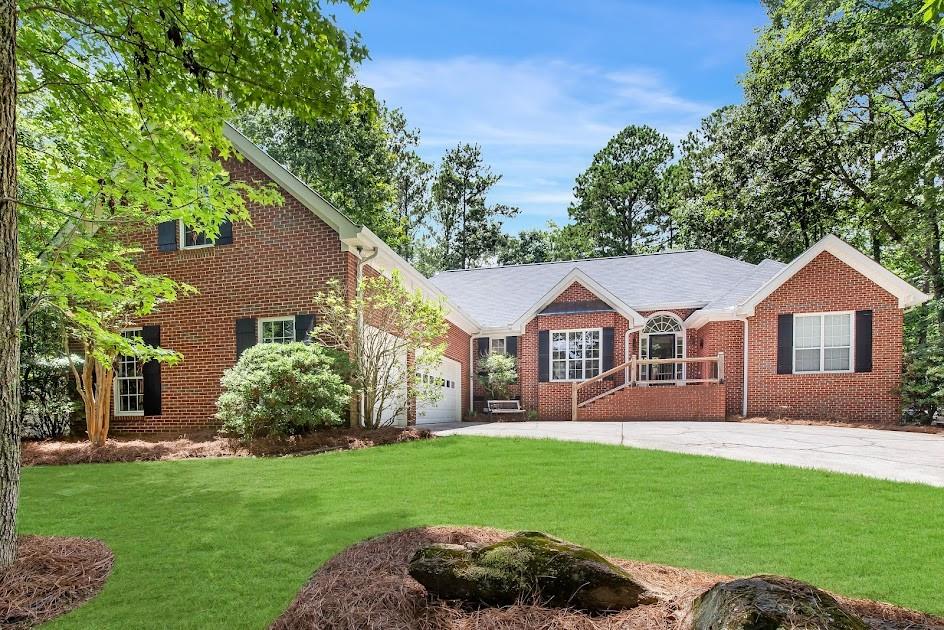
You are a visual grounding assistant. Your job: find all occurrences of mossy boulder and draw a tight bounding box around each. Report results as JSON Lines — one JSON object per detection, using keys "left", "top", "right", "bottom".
{"left": 690, "top": 575, "right": 869, "bottom": 630}
{"left": 407, "top": 531, "right": 653, "bottom": 611}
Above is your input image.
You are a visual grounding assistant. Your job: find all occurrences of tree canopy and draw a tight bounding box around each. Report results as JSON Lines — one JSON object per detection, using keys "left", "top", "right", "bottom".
{"left": 569, "top": 125, "right": 674, "bottom": 256}
{"left": 2, "top": 0, "right": 370, "bottom": 568}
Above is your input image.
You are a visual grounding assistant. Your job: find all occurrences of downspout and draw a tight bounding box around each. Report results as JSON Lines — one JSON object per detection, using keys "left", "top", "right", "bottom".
{"left": 355, "top": 246, "right": 379, "bottom": 427}
{"left": 469, "top": 336, "right": 475, "bottom": 416}
{"left": 738, "top": 317, "right": 749, "bottom": 417}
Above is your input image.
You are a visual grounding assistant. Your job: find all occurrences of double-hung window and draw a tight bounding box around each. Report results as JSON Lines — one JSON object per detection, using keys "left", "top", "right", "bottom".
{"left": 259, "top": 317, "right": 295, "bottom": 344}
{"left": 115, "top": 329, "right": 144, "bottom": 416}
{"left": 550, "top": 329, "right": 601, "bottom": 381}
{"left": 490, "top": 337, "right": 506, "bottom": 355}
{"left": 794, "top": 312, "right": 852, "bottom": 373}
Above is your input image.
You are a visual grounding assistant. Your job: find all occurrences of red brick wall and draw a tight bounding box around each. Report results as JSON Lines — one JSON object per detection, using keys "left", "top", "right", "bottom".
{"left": 113, "top": 156, "right": 355, "bottom": 433}
{"left": 578, "top": 384, "right": 726, "bottom": 421}
{"left": 746, "top": 251, "right": 903, "bottom": 423}
{"left": 693, "top": 320, "right": 744, "bottom": 416}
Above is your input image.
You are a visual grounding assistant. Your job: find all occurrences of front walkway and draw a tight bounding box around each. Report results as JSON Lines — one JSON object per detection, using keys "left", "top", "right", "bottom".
{"left": 434, "top": 421, "right": 944, "bottom": 487}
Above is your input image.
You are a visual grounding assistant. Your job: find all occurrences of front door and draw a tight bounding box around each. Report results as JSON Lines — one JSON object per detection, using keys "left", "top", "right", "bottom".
{"left": 648, "top": 333, "right": 677, "bottom": 382}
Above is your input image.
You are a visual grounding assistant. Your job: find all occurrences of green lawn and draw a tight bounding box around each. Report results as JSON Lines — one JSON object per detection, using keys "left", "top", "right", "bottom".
{"left": 18, "top": 436, "right": 944, "bottom": 628}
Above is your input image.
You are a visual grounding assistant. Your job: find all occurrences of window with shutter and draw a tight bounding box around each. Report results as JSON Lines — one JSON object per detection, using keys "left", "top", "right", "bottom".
{"left": 115, "top": 329, "right": 144, "bottom": 416}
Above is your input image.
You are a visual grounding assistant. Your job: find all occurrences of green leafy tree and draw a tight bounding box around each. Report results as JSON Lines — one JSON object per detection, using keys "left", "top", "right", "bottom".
{"left": 476, "top": 352, "right": 518, "bottom": 400}
{"left": 672, "top": 103, "right": 848, "bottom": 264}
{"left": 497, "top": 222, "right": 596, "bottom": 265}
{"left": 236, "top": 96, "right": 406, "bottom": 248}
{"left": 312, "top": 271, "right": 449, "bottom": 428}
{"left": 569, "top": 125, "right": 674, "bottom": 256}
{"left": 387, "top": 109, "right": 433, "bottom": 261}
{"left": 0, "top": 0, "right": 368, "bottom": 568}
{"left": 744, "top": 0, "right": 943, "bottom": 333}
{"left": 217, "top": 342, "right": 351, "bottom": 441}
{"left": 431, "top": 143, "right": 519, "bottom": 270}
{"left": 922, "top": 0, "right": 944, "bottom": 48}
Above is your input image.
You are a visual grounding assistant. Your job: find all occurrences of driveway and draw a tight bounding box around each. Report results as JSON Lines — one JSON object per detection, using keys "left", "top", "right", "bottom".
{"left": 434, "top": 421, "right": 944, "bottom": 487}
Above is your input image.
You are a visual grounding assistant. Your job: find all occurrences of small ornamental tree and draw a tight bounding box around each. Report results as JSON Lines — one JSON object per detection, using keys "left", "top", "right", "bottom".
{"left": 476, "top": 352, "right": 518, "bottom": 400}
{"left": 45, "top": 231, "right": 188, "bottom": 446}
{"left": 217, "top": 342, "right": 351, "bottom": 441}
{"left": 312, "top": 270, "right": 448, "bottom": 429}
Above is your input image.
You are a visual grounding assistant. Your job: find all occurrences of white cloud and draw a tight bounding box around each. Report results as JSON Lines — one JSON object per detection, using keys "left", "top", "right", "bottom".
{"left": 359, "top": 56, "right": 715, "bottom": 229}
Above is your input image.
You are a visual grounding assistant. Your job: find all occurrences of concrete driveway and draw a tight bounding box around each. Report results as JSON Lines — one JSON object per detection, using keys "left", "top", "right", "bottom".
{"left": 434, "top": 421, "right": 944, "bottom": 487}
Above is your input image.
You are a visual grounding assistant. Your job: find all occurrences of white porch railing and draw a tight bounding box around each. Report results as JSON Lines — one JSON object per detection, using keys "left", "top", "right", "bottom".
{"left": 571, "top": 353, "right": 725, "bottom": 421}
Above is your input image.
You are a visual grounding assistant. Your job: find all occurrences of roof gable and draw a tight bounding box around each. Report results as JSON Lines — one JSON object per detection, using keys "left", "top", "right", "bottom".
{"left": 737, "top": 235, "right": 928, "bottom": 315}
{"left": 509, "top": 270, "right": 645, "bottom": 332}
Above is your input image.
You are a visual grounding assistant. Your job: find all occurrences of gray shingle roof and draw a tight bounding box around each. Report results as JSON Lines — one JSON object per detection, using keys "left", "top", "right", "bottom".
{"left": 429, "top": 250, "right": 785, "bottom": 329}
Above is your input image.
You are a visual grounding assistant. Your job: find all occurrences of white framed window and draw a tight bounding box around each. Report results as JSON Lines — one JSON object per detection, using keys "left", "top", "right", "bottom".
{"left": 490, "top": 337, "right": 506, "bottom": 355}
{"left": 550, "top": 328, "right": 601, "bottom": 381}
{"left": 114, "top": 328, "right": 144, "bottom": 416}
{"left": 793, "top": 312, "right": 853, "bottom": 373}
{"left": 259, "top": 316, "right": 295, "bottom": 344}
{"left": 179, "top": 220, "right": 214, "bottom": 250}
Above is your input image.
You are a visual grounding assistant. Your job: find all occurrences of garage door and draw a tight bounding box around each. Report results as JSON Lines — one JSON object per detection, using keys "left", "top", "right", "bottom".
{"left": 417, "top": 356, "right": 462, "bottom": 424}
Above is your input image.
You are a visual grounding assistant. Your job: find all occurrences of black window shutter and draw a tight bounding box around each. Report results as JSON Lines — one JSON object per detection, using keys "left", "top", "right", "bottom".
{"left": 235, "top": 318, "right": 257, "bottom": 359}
{"left": 216, "top": 220, "right": 233, "bottom": 246}
{"left": 141, "top": 325, "right": 162, "bottom": 416}
{"left": 476, "top": 337, "right": 489, "bottom": 357}
{"left": 777, "top": 313, "right": 793, "bottom": 374}
{"left": 505, "top": 335, "right": 518, "bottom": 357}
{"left": 157, "top": 220, "right": 178, "bottom": 252}
{"left": 295, "top": 314, "right": 315, "bottom": 343}
{"left": 602, "top": 327, "right": 614, "bottom": 377}
{"left": 538, "top": 330, "right": 550, "bottom": 382}
{"left": 855, "top": 310, "right": 873, "bottom": 373}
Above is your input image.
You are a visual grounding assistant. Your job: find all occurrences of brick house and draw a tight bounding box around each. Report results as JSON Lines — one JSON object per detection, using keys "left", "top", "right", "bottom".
{"left": 111, "top": 124, "right": 929, "bottom": 432}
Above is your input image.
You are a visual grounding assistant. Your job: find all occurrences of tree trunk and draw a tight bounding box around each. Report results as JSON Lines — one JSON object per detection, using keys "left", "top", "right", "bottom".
{"left": 0, "top": 0, "right": 18, "bottom": 569}
{"left": 81, "top": 359, "right": 114, "bottom": 447}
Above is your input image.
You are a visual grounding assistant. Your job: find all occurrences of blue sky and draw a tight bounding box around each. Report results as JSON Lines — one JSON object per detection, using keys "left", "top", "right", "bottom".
{"left": 336, "top": 1, "right": 768, "bottom": 232}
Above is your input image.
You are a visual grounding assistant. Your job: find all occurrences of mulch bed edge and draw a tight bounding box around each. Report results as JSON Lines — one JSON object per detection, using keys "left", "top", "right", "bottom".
{"left": 0, "top": 535, "right": 113, "bottom": 629}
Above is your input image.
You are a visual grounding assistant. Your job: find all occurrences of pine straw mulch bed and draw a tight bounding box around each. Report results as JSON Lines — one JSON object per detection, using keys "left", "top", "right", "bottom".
{"left": 0, "top": 536, "right": 113, "bottom": 629}
{"left": 273, "top": 526, "right": 944, "bottom": 630}
{"left": 740, "top": 416, "right": 944, "bottom": 435}
{"left": 21, "top": 426, "right": 432, "bottom": 467}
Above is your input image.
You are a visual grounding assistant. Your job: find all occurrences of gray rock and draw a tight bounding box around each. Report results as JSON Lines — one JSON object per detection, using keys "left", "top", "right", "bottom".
{"left": 408, "top": 531, "right": 653, "bottom": 611}
{"left": 690, "top": 575, "right": 869, "bottom": 630}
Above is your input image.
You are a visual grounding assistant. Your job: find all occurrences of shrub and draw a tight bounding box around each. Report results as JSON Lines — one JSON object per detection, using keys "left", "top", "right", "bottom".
{"left": 901, "top": 340, "right": 944, "bottom": 424}
{"left": 20, "top": 355, "right": 77, "bottom": 440}
{"left": 217, "top": 342, "right": 352, "bottom": 440}
{"left": 476, "top": 352, "right": 518, "bottom": 400}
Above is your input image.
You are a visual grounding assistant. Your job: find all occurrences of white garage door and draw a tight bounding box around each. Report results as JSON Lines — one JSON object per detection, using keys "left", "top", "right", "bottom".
{"left": 417, "top": 356, "right": 462, "bottom": 424}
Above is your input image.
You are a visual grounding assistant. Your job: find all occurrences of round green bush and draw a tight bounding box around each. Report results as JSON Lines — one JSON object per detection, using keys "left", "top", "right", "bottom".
{"left": 216, "top": 342, "right": 352, "bottom": 440}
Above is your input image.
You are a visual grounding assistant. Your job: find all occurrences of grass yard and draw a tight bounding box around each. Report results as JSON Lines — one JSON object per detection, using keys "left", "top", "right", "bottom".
{"left": 18, "top": 436, "right": 944, "bottom": 628}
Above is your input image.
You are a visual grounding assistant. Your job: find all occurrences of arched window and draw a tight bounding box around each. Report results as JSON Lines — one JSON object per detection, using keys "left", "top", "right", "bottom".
{"left": 644, "top": 314, "right": 683, "bottom": 334}
{"left": 640, "top": 313, "right": 685, "bottom": 382}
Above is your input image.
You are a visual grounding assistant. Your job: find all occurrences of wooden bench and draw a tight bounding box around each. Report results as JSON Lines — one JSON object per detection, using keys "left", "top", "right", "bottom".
{"left": 486, "top": 400, "right": 526, "bottom": 417}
